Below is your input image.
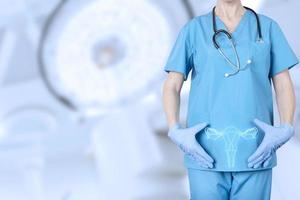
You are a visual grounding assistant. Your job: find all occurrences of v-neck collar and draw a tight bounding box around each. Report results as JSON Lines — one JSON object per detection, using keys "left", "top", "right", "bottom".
{"left": 213, "top": 9, "right": 249, "bottom": 37}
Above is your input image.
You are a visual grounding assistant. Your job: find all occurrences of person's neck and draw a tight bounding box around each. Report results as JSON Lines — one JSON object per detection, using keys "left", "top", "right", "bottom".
{"left": 215, "top": 1, "right": 245, "bottom": 20}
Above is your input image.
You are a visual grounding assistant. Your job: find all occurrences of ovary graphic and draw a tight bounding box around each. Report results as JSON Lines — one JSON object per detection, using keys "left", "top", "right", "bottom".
{"left": 205, "top": 127, "right": 258, "bottom": 168}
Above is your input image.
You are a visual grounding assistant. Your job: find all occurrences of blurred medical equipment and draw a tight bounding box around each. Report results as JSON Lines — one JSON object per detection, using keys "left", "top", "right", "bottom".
{"left": 212, "top": 6, "right": 261, "bottom": 77}
{"left": 0, "top": 78, "right": 103, "bottom": 200}
{"left": 91, "top": 104, "right": 190, "bottom": 200}
{"left": 38, "top": 0, "right": 180, "bottom": 117}
{"left": 38, "top": 0, "right": 198, "bottom": 199}
{"left": 0, "top": 105, "right": 58, "bottom": 200}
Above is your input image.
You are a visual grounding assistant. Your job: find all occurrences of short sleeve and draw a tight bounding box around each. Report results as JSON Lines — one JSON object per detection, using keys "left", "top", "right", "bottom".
{"left": 269, "top": 21, "right": 299, "bottom": 77}
{"left": 164, "top": 23, "right": 194, "bottom": 81}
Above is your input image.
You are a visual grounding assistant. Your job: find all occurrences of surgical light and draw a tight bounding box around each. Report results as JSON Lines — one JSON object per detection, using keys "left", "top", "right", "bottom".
{"left": 40, "top": 0, "right": 173, "bottom": 116}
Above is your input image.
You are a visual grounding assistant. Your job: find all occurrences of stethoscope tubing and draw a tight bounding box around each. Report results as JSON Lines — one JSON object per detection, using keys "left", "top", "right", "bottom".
{"left": 212, "top": 6, "right": 262, "bottom": 43}
{"left": 211, "top": 6, "right": 263, "bottom": 77}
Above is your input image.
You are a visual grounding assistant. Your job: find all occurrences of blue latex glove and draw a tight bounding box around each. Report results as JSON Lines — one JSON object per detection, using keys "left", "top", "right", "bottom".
{"left": 168, "top": 122, "right": 214, "bottom": 168}
{"left": 248, "top": 118, "right": 295, "bottom": 168}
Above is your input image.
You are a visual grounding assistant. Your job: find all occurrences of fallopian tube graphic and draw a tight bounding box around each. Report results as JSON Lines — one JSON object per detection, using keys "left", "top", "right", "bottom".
{"left": 205, "top": 126, "right": 258, "bottom": 168}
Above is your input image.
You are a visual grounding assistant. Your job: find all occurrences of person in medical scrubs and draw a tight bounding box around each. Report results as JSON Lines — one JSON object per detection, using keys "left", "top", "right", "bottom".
{"left": 162, "top": 0, "right": 299, "bottom": 199}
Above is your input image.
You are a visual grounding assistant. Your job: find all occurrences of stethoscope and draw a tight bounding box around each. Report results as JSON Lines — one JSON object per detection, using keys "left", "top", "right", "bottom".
{"left": 212, "top": 6, "right": 263, "bottom": 77}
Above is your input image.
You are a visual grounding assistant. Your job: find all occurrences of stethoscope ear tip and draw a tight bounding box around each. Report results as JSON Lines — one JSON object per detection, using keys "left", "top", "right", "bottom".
{"left": 224, "top": 73, "right": 230, "bottom": 78}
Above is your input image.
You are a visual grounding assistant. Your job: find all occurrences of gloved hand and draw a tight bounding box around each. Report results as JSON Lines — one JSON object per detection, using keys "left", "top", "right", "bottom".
{"left": 168, "top": 122, "right": 214, "bottom": 168}
{"left": 248, "top": 118, "right": 295, "bottom": 168}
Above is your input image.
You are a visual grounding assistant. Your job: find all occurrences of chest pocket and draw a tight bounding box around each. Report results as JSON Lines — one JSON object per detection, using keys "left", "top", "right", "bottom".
{"left": 249, "top": 41, "right": 271, "bottom": 76}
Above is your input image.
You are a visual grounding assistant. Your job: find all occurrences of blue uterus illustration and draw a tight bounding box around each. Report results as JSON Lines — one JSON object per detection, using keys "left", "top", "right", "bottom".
{"left": 205, "top": 126, "right": 258, "bottom": 168}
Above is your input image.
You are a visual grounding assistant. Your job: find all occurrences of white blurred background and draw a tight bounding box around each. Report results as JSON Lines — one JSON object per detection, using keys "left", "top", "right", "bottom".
{"left": 0, "top": 0, "right": 299, "bottom": 199}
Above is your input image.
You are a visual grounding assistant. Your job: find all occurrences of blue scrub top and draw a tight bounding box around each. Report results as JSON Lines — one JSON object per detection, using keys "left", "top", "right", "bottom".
{"left": 164, "top": 10, "right": 299, "bottom": 171}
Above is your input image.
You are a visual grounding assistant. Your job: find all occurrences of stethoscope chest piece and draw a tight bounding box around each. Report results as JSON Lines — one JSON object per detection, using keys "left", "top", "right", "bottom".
{"left": 223, "top": 58, "right": 252, "bottom": 78}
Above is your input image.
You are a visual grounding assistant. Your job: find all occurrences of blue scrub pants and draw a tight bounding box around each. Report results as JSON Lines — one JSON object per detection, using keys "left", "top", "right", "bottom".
{"left": 187, "top": 168, "right": 272, "bottom": 200}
